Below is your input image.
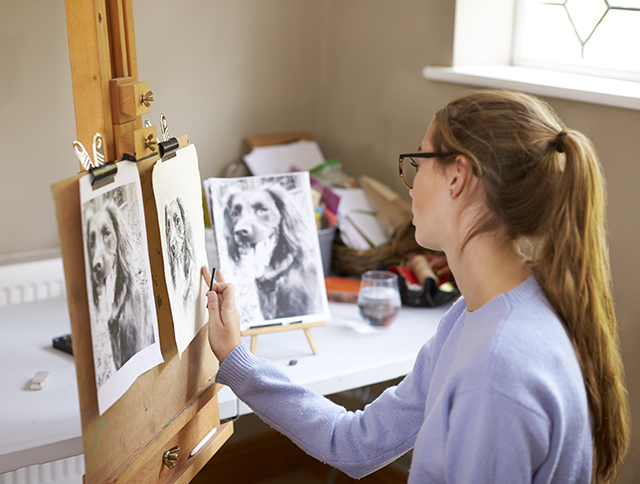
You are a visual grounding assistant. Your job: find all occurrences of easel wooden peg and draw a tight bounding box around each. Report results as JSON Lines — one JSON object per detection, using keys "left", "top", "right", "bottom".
{"left": 241, "top": 321, "right": 326, "bottom": 355}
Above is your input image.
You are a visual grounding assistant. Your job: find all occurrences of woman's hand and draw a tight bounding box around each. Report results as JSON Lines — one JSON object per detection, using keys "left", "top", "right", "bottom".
{"left": 202, "top": 267, "right": 241, "bottom": 363}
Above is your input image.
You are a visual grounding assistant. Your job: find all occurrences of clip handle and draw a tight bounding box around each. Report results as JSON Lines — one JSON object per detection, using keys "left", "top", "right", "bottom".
{"left": 73, "top": 141, "right": 94, "bottom": 171}
{"left": 159, "top": 137, "right": 180, "bottom": 158}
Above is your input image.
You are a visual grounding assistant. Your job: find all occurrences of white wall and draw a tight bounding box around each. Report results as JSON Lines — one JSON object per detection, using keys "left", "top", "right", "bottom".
{"left": 0, "top": 0, "right": 327, "bottom": 254}
{"left": 1, "top": 1, "right": 638, "bottom": 481}
{"left": 0, "top": 1, "right": 76, "bottom": 254}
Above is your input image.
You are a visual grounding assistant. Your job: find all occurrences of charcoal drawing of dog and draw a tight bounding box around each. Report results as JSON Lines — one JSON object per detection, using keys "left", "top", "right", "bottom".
{"left": 165, "top": 197, "right": 197, "bottom": 317}
{"left": 224, "top": 185, "right": 323, "bottom": 320}
{"left": 86, "top": 198, "right": 154, "bottom": 374}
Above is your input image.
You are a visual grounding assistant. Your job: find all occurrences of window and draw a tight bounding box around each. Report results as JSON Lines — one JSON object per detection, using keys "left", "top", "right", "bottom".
{"left": 423, "top": 0, "right": 640, "bottom": 110}
{"left": 514, "top": 0, "right": 640, "bottom": 82}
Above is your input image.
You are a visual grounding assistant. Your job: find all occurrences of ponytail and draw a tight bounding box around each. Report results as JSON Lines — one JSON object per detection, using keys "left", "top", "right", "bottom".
{"left": 432, "top": 90, "right": 630, "bottom": 483}
{"left": 532, "top": 131, "right": 630, "bottom": 483}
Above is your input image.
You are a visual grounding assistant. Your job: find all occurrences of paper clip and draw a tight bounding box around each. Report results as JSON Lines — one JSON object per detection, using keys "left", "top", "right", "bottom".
{"left": 90, "top": 161, "right": 118, "bottom": 189}
{"left": 92, "top": 133, "right": 105, "bottom": 167}
{"left": 159, "top": 138, "right": 179, "bottom": 159}
{"left": 73, "top": 141, "right": 94, "bottom": 171}
{"left": 158, "top": 114, "right": 180, "bottom": 161}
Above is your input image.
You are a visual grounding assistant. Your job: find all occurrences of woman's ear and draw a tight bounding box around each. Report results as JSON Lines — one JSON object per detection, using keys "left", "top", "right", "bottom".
{"left": 447, "top": 155, "right": 473, "bottom": 198}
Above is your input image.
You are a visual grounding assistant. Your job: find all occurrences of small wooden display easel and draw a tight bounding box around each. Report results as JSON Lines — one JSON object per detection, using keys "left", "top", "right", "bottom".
{"left": 53, "top": 1, "right": 232, "bottom": 483}
{"left": 242, "top": 321, "right": 326, "bottom": 355}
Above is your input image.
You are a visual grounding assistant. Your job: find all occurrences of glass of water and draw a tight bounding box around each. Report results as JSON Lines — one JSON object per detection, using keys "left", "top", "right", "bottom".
{"left": 357, "top": 271, "right": 401, "bottom": 327}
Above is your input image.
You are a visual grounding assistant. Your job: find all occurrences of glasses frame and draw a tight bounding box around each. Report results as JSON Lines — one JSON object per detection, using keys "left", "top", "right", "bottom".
{"left": 398, "top": 152, "right": 453, "bottom": 189}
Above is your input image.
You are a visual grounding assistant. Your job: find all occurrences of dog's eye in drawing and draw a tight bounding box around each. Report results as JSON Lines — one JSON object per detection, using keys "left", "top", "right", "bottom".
{"left": 252, "top": 201, "right": 278, "bottom": 219}
{"left": 89, "top": 230, "right": 96, "bottom": 249}
{"left": 230, "top": 205, "right": 242, "bottom": 219}
{"left": 102, "top": 226, "right": 116, "bottom": 250}
{"left": 173, "top": 214, "right": 183, "bottom": 232}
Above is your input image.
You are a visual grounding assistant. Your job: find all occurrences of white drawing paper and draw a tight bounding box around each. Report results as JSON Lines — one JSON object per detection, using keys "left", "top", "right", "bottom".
{"left": 79, "top": 161, "right": 163, "bottom": 415}
{"left": 242, "top": 140, "right": 325, "bottom": 176}
{"left": 153, "top": 144, "right": 208, "bottom": 357}
{"left": 204, "top": 172, "right": 330, "bottom": 331}
{"left": 332, "top": 188, "right": 390, "bottom": 250}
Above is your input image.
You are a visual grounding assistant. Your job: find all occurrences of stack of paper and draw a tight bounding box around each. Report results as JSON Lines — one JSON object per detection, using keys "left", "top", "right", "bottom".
{"left": 359, "top": 175, "right": 413, "bottom": 237}
{"left": 332, "top": 188, "right": 390, "bottom": 250}
{"left": 243, "top": 140, "right": 325, "bottom": 176}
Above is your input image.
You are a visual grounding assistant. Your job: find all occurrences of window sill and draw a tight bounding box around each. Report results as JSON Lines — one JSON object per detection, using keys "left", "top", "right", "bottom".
{"left": 422, "top": 65, "right": 640, "bottom": 111}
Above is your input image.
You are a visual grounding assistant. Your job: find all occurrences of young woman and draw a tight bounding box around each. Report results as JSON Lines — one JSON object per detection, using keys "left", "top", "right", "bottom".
{"left": 202, "top": 90, "right": 630, "bottom": 483}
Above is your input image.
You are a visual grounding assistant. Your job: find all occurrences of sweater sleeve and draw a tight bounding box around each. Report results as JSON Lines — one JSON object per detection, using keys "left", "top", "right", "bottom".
{"left": 443, "top": 388, "right": 551, "bottom": 483}
{"left": 216, "top": 341, "right": 434, "bottom": 478}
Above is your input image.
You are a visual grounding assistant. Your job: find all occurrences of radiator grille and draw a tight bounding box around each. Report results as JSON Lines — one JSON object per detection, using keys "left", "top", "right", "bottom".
{"left": 0, "top": 253, "right": 82, "bottom": 483}
{"left": 0, "top": 258, "right": 65, "bottom": 306}
{"left": 0, "top": 455, "right": 84, "bottom": 484}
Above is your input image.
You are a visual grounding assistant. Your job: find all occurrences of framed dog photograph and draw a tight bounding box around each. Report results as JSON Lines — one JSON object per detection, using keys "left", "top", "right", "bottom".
{"left": 204, "top": 172, "right": 330, "bottom": 331}
{"left": 79, "top": 161, "right": 163, "bottom": 415}
{"left": 153, "top": 144, "right": 208, "bottom": 357}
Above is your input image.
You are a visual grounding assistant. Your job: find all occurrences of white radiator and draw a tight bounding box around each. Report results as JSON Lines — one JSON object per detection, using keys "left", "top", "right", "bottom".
{"left": 0, "top": 456, "right": 84, "bottom": 484}
{"left": 0, "top": 251, "right": 84, "bottom": 484}
{"left": 0, "top": 251, "right": 65, "bottom": 307}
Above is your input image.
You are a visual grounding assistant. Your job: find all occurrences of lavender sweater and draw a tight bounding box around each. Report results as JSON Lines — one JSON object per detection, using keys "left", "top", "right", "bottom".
{"left": 216, "top": 277, "right": 592, "bottom": 483}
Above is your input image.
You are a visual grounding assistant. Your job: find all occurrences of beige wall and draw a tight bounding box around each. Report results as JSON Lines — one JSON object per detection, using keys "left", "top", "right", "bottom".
{"left": 1, "top": 0, "right": 638, "bottom": 481}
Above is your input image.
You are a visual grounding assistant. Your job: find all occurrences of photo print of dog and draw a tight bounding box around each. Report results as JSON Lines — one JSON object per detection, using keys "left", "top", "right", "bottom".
{"left": 206, "top": 172, "right": 329, "bottom": 330}
{"left": 82, "top": 183, "right": 156, "bottom": 388}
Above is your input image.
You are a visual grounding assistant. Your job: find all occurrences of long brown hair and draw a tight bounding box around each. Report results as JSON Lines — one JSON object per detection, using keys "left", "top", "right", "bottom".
{"left": 431, "top": 89, "right": 630, "bottom": 483}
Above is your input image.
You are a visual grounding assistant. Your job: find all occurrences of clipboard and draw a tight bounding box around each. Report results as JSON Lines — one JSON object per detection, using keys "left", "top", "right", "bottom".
{"left": 52, "top": 0, "right": 232, "bottom": 482}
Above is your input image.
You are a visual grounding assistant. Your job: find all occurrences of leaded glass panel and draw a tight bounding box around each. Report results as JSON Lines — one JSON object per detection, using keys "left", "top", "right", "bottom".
{"left": 514, "top": 0, "right": 640, "bottom": 81}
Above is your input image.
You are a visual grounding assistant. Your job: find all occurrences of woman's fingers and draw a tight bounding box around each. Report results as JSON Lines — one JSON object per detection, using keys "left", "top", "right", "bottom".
{"left": 200, "top": 266, "right": 241, "bottom": 362}
{"left": 216, "top": 270, "right": 227, "bottom": 283}
{"left": 201, "top": 266, "right": 213, "bottom": 287}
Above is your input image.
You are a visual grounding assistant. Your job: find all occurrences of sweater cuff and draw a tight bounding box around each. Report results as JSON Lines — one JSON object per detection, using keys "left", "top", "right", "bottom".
{"left": 215, "top": 343, "right": 260, "bottom": 390}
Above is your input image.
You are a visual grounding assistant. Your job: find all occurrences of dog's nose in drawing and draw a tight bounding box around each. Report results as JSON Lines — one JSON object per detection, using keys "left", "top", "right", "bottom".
{"left": 234, "top": 226, "right": 255, "bottom": 243}
{"left": 93, "top": 261, "right": 105, "bottom": 282}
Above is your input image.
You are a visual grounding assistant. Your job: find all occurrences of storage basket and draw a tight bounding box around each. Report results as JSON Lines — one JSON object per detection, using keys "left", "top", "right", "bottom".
{"left": 331, "top": 218, "right": 426, "bottom": 276}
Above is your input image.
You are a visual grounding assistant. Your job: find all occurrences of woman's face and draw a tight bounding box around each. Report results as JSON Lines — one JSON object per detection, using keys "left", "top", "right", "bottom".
{"left": 410, "top": 123, "right": 451, "bottom": 251}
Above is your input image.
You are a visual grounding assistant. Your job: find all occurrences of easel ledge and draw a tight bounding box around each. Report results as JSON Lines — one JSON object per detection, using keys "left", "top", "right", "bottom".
{"left": 241, "top": 321, "right": 326, "bottom": 355}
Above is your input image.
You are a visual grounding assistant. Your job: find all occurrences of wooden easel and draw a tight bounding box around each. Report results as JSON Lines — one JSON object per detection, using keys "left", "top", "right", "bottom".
{"left": 242, "top": 321, "right": 326, "bottom": 355}
{"left": 53, "top": 1, "right": 232, "bottom": 482}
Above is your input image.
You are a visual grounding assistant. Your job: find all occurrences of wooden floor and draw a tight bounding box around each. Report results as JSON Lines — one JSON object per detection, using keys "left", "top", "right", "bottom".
{"left": 254, "top": 470, "right": 326, "bottom": 484}
{"left": 193, "top": 380, "right": 410, "bottom": 484}
{"left": 191, "top": 429, "right": 409, "bottom": 484}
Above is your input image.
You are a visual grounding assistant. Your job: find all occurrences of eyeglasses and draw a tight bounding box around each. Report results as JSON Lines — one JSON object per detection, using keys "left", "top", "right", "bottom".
{"left": 398, "top": 152, "right": 453, "bottom": 189}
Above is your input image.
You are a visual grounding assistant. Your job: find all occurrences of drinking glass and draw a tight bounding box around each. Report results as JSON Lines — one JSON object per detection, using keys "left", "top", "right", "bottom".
{"left": 357, "top": 271, "right": 401, "bottom": 327}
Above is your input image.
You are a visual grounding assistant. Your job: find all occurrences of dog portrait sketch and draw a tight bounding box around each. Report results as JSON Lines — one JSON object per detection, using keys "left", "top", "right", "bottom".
{"left": 208, "top": 173, "right": 328, "bottom": 329}
{"left": 153, "top": 144, "right": 209, "bottom": 356}
{"left": 83, "top": 186, "right": 155, "bottom": 385}
{"left": 165, "top": 197, "right": 197, "bottom": 316}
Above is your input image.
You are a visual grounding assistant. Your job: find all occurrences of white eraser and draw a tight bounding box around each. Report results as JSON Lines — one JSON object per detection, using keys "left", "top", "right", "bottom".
{"left": 190, "top": 427, "right": 217, "bottom": 457}
{"left": 30, "top": 371, "right": 50, "bottom": 390}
